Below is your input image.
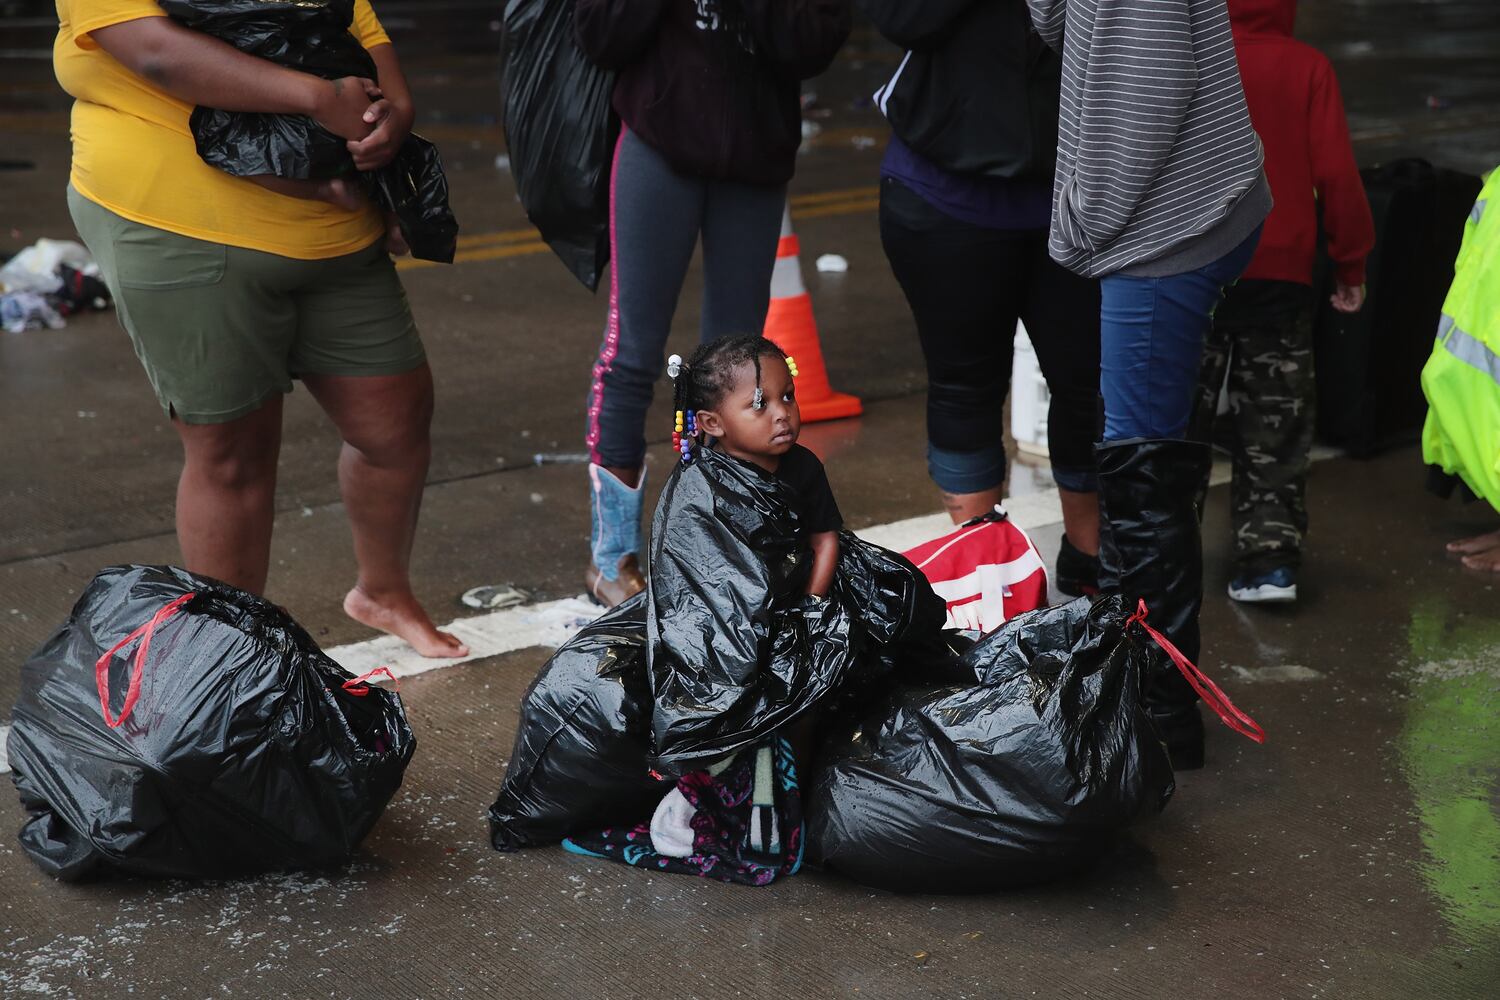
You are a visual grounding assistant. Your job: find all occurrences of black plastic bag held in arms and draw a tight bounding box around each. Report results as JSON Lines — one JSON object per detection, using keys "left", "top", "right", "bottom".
{"left": 487, "top": 594, "right": 665, "bottom": 851}
{"left": 500, "top": 0, "right": 616, "bottom": 290}
{"left": 807, "top": 596, "right": 1178, "bottom": 893}
{"left": 7, "top": 565, "right": 415, "bottom": 881}
{"left": 159, "top": 0, "right": 459, "bottom": 263}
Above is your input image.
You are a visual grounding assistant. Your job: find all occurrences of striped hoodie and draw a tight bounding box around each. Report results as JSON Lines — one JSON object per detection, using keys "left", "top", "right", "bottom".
{"left": 1027, "top": 0, "right": 1272, "bottom": 278}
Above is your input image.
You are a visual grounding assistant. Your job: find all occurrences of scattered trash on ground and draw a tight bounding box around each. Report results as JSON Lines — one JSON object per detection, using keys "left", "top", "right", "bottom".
{"left": 532, "top": 451, "right": 590, "bottom": 465}
{"left": 460, "top": 584, "right": 530, "bottom": 611}
{"left": 801, "top": 119, "right": 824, "bottom": 142}
{"left": 815, "top": 254, "right": 849, "bottom": 274}
{"left": 850, "top": 135, "right": 877, "bottom": 151}
{"left": 1425, "top": 94, "right": 1452, "bottom": 110}
{"left": 1, "top": 239, "right": 94, "bottom": 295}
{"left": 494, "top": 154, "right": 511, "bottom": 171}
{"left": 2, "top": 292, "right": 65, "bottom": 334}
{"left": 0, "top": 239, "right": 112, "bottom": 332}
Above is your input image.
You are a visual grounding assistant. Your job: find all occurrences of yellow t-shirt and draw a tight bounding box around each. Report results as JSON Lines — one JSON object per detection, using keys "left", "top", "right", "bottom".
{"left": 55, "top": 0, "right": 390, "bottom": 259}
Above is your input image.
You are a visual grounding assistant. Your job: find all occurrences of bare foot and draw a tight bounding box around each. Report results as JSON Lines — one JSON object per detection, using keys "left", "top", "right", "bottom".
{"left": 316, "top": 177, "right": 366, "bottom": 212}
{"left": 1461, "top": 547, "right": 1500, "bottom": 572}
{"left": 1447, "top": 528, "right": 1500, "bottom": 555}
{"left": 344, "top": 585, "right": 469, "bottom": 659}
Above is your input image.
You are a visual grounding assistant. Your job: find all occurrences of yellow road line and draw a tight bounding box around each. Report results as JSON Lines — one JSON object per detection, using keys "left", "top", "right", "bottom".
{"left": 400, "top": 184, "right": 881, "bottom": 271}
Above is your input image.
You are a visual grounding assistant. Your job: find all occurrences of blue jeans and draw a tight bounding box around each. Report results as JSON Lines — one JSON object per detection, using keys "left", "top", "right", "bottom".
{"left": 1098, "top": 227, "right": 1262, "bottom": 442}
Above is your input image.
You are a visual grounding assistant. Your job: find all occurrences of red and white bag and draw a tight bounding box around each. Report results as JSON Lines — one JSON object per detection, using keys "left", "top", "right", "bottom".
{"left": 902, "top": 510, "right": 1048, "bottom": 634}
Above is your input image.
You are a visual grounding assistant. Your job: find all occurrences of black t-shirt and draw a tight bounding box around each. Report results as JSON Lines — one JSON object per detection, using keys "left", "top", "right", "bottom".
{"left": 775, "top": 444, "right": 843, "bottom": 535}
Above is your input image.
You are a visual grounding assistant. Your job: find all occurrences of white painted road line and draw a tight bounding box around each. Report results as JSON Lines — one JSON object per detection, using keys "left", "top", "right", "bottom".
{"left": 329, "top": 596, "right": 601, "bottom": 678}
{"left": 324, "top": 447, "right": 1339, "bottom": 679}
{"left": 325, "top": 489, "right": 1078, "bottom": 678}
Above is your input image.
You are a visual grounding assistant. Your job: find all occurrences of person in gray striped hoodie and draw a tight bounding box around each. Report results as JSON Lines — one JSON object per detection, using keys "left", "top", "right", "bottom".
{"left": 1028, "top": 0, "right": 1272, "bottom": 770}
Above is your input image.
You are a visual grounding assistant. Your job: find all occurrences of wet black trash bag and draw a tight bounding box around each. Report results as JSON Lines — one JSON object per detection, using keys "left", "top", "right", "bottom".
{"left": 159, "top": 0, "right": 459, "bottom": 263}
{"left": 500, "top": 0, "right": 616, "bottom": 290}
{"left": 806, "top": 595, "right": 1177, "bottom": 894}
{"left": 487, "top": 593, "right": 663, "bottom": 851}
{"left": 646, "top": 448, "right": 952, "bottom": 777}
{"left": 7, "top": 564, "right": 415, "bottom": 881}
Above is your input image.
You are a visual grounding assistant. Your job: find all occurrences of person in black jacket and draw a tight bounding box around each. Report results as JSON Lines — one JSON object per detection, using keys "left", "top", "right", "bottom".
{"left": 865, "top": 0, "right": 1103, "bottom": 596}
{"left": 574, "top": 0, "right": 850, "bottom": 607}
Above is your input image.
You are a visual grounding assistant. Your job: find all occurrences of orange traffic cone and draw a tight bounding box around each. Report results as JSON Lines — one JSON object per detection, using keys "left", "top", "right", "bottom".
{"left": 762, "top": 204, "right": 862, "bottom": 423}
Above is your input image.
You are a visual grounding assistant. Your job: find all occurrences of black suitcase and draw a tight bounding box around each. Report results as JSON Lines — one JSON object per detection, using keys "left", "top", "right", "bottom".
{"left": 1312, "top": 158, "right": 1482, "bottom": 457}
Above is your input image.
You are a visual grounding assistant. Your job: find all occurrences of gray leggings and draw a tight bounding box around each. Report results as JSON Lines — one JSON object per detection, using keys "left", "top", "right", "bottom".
{"left": 586, "top": 127, "right": 787, "bottom": 468}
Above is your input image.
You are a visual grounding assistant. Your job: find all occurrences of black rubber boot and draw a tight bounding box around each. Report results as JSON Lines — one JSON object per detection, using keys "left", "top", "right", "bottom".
{"left": 1096, "top": 438, "right": 1214, "bottom": 770}
{"left": 1055, "top": 534, "right": 1101, "bottom": 597}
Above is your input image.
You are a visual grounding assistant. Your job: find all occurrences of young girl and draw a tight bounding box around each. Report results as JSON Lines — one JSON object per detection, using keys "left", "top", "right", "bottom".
{"left": 560, "top": 337, "right": 847, "bottom": 884}
{"left": 671, "top": 336, "right": 842, "bottom": 599}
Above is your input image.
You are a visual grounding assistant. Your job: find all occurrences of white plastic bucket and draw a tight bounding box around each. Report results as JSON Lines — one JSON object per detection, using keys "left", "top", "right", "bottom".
{"left": 1009, "top": 321, "right": 1050, "bottom": 458}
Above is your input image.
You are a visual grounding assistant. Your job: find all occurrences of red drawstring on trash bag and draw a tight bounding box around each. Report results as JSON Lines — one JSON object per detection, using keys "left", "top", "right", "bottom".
{"left": 95, "top": 592, "right": 197, "bottom": 729}
{"left": 341, "top": 666, "right": 399, "bottom": 696}
{"left": 1127, "top": 598, "right": 1266, "bottom": 744}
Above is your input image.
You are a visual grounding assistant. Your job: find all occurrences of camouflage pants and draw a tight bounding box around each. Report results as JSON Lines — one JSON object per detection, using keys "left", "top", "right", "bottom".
{"left": 1195, "top": 280, "right": 1316, "bottom": 574}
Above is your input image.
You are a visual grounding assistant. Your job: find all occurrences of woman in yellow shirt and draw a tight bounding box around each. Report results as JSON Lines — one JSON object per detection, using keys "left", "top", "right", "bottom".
{"left": 58, "top": 0, "right": 467, "bottom": 658}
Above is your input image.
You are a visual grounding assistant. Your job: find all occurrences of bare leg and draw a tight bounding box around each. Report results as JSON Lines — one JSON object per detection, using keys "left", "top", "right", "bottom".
{"left": 603, "top": 465, "right": 642, "bottom": 489}
{"left": 302, "top": 365, "right": 468, "bottom": 658}
{"left": 941, "top": 485, "right": 1005, "bottom": 525}
{"left": 172, "top": 397, "right": 284, "bottom": 595}
{"left": 1460, "top": 547, "right": 1500, "bottom": 572}
{"left": 1059, "top": 487, "right": 1100, "bottom": 556}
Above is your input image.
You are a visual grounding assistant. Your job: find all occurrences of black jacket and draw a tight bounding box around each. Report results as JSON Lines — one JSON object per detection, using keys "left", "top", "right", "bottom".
{"left": 575, "top": 0, "right": 850, "bottom": 185}
{"left": 863, "top": 0, "right": 1060, "bottom": 180}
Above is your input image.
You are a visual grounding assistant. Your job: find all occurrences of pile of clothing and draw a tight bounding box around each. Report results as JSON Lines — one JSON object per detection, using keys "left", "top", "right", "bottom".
{"left": 0, "top": 239, "right": 111, "bottom": 333}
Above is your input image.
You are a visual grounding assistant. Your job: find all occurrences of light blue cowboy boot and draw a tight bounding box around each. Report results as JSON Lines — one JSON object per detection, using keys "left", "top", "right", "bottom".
{"left": 585, "top": 464, "right": 647, "bottom": 606}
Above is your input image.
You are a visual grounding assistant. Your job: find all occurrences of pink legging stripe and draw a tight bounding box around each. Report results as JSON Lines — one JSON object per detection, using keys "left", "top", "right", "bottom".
{"left": 585, "top": 127, "right": 629, "bottom": 465}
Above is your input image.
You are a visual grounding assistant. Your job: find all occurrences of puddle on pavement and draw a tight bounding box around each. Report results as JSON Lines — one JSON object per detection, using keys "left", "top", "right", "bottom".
{"left": 1400, "top": 596, "right": 1500, "bottom": 950}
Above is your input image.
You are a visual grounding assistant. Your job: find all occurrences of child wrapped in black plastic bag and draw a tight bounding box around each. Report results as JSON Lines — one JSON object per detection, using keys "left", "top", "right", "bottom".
{"left": 491, "top": 337, "right": 953, "bottom": 883}
{"left": 159, "top": 0, "right": 458, "bottom": 262}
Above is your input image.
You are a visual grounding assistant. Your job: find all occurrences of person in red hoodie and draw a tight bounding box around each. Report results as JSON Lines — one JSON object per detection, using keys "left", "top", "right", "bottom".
{"left": 1195, "top": 0, "right": 1376, "bottom": 605}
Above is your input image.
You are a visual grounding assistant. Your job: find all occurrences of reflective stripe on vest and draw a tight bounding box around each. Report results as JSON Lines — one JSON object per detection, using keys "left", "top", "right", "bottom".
{"left": 1439, "top": 312, "right": 1500, "bottom": 385}
{"left": 1472, "top": 198, "right": 1487, "bottom": 226}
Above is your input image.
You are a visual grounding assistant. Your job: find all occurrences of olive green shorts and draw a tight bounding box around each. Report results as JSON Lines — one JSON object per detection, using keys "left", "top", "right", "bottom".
{"left": 68, "top": 186, "right": 426, "bottom": 425}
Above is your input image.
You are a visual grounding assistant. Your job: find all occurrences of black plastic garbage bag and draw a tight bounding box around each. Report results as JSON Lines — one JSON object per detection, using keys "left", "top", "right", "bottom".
{"left": 7, "top": 565, "right": 415, "bottom": 881}
{"left": 646, "top": 448, "right": 952, "bottom": 776}
{"left": 806, "top": 595, "right": 1176, "bottom": 893}
{"left": 487, "top": 593, "right": 663, "bottom": 851}
{"left": 500, "top": 0, "right": 616, "bottom": 290}
{"left": 160, "top": 0, "right": 459, "bottom": 263}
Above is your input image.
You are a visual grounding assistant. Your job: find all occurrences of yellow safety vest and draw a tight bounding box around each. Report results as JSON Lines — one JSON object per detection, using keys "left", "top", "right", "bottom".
{"left": 1421, "top": 168, "right": 1500, "bottom": 510}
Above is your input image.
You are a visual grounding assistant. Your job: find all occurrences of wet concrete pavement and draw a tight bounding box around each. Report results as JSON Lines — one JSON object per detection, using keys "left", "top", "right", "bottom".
{"left": 2, "top": 2, "right": 1499, "bottom": 997}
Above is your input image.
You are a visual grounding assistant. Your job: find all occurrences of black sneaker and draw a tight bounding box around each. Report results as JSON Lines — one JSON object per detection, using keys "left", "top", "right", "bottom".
{"left": 1055, "top": 534, "right": 1100, "bottom": 598}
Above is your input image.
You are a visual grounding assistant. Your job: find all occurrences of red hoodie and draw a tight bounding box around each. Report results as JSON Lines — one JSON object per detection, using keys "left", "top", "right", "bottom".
{"left": 1229, "top": 0, "right": 1375, "bottom": 286}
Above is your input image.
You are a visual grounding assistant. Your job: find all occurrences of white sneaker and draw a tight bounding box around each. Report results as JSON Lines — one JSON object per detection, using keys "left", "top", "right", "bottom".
{"left": 1227, "top": 567, "right": 1298, "bottom": 603}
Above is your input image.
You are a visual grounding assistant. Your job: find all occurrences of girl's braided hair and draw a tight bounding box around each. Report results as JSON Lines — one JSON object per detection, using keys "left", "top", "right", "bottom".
{"left": 668, "top": 336, "right": 791, "bottom": 464}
